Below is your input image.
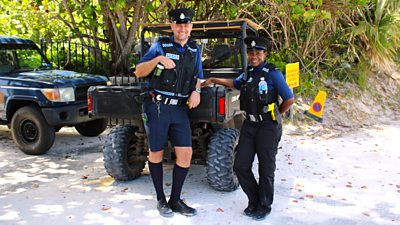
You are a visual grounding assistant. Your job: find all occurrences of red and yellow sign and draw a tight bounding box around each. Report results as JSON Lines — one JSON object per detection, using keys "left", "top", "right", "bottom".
{"left": 304, "top": 90, "right": 327, "bottom": 123}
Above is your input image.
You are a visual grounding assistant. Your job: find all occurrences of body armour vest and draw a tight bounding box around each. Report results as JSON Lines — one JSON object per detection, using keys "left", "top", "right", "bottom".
{"left": 149, "top": 37, "right": 197, "bottom": 95}
{"left": 240, "top": 63, "right": 279, "bottom": 115}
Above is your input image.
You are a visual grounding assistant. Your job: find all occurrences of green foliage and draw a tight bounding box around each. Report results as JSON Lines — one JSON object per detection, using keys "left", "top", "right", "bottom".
{"left": 0, "top": 0, "right": 68, "bottom": 42}
{"left": 295, "top": 71, "right": 324, "bottom": 97}
{"left": 235, "top": 0, "right": 400, "bottom": 95}
{"left": 220, "top": 4, "right": 239, "bottom": 19}
{"left": 2, "top": 0, "right": 400, "bottom": 91}
{"left": 268, "top": 50, "right": 289, "bottom": 72}
{"left": 269, "top": 49, "right": 322, "bottom": 97}
{"left": 13, "top": 48, "right": 42, "bottom": 70}
{"left": 346, "top": 0, "right": 400, "bottom": 67}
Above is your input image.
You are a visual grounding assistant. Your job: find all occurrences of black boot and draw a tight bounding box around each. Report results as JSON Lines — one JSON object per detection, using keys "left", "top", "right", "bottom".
{"left": 169, "top": 199, "right": 197, "bottom": 216}
{"left": 243, "top": 204, "right": 258, "bottom": 217}
{"left": 252, "top": 205, "right": 272, "bottom": 221}
{"left": 157, "top": 198, "right": 174, "bottom": 218}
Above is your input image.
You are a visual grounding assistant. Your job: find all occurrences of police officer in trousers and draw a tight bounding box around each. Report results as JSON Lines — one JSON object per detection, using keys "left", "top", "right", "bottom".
{"left": 202, "top": 36, "right": 294, "bottom": 220}
{"left": 134, "top": 8, "right": 203, "bottom": 217}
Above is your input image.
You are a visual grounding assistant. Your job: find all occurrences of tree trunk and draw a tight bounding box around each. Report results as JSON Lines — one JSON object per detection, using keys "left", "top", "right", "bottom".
{"left": 100, "top": 0, "right": 144, "bottom": 76}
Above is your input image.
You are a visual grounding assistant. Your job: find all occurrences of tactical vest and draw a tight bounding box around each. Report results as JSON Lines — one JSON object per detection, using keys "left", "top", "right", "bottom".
{"left": 240, "top": 63, "right": 279, "bottom": 115}
{"left": 149, "top": 37, "right": 197, "bottom": 95}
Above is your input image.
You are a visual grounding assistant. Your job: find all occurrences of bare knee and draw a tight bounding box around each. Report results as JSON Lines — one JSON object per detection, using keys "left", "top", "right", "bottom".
{"left": 148, "top": 150, "right": 164, "bottom": 163}
{"left": 174, "top": 147, "right": 192, "bottom": 168}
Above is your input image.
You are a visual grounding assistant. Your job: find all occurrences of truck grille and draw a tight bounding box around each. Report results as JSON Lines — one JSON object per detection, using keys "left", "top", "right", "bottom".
{"left": 75, "top": 85, "right": 91, "bottom": 102}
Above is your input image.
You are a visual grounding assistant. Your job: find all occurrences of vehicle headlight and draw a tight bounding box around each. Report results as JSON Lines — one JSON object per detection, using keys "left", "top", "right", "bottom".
{"left": 41, "top": 87, "right": 75, "bottom": 102}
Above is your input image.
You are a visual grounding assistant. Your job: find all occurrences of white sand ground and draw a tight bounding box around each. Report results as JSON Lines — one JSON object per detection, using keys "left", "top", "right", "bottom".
{"left": 0, "top": 121, "right": 399, "bottom": 225}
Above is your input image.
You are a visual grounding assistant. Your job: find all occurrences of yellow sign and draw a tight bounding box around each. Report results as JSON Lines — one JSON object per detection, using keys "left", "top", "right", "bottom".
{"left": 285, "top": 62, "right": 300, "bottom": 88}
{"left": 304, "top": 90, "right": 327, "bottom": 123}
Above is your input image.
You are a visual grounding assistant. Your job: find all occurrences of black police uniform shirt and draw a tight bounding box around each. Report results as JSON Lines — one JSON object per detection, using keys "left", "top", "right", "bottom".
{"left": 233, "top": 61, "right": 293, "bottom": 101}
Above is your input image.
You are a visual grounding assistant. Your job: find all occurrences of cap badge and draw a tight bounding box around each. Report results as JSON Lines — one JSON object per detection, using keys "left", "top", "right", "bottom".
{"left": 180, "top": 13, "right": 185, "bottom": 19}
{"left": 251, "top": 40, "right": 256, "bottom": 47}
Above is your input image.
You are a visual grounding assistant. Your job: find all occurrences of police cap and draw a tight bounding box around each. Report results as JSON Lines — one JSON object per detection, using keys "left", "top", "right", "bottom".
{"left": 244, "top": 36, "right": 271, "bottom": 51}
{"left": 168, "top": 8, "right": 195, "bottom": 24}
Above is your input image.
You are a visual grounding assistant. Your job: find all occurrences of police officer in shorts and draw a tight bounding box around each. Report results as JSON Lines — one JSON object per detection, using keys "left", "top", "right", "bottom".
{"left": 135, "top": 8, "right": 203, "bottom": 217}
{"left": 202, "top": 36, "right": 294, "bottom": 220}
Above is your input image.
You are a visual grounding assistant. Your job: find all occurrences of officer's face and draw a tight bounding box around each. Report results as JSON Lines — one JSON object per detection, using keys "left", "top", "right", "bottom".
{"left": 247, "top": 50, "right": 266, "bottom": 67}
{"left": 171, "top": 23, "right": 193, "bottom": 43}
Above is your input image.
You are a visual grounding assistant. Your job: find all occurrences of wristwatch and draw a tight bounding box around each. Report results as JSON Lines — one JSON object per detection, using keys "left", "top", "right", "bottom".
{"left": 195, "top": 87, "right": 201, "bottom": 94}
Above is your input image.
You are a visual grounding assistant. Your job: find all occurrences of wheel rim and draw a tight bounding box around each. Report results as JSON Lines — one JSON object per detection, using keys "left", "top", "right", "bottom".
{"left": 20, "top": 120, "right": 38, "bottom": 143}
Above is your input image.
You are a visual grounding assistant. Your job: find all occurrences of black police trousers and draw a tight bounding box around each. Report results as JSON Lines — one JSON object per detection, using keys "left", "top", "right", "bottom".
{"left": 233, "top": 119, "right": 282, "bottom": 207}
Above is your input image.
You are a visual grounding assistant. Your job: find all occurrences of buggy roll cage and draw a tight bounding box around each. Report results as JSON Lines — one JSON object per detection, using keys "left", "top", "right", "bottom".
{"left": 140, "top": 19, "right": 267, "bottom": 72}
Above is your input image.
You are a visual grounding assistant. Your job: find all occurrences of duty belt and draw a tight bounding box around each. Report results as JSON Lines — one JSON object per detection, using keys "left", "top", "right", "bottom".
{"left": 152, "top": 93, "right": 186, "bottom": 106}
{"left": 247, "top": 103, "right": 277, "bottom": 122}
{"left": 247, "top": 114, "right": 271, "bottom": 122}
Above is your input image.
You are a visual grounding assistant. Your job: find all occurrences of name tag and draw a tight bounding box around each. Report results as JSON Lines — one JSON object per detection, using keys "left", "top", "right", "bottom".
{"left": 166, "top": 53, "right": 179, "bottom": 60}
{"left": 162, "top": 43, "right": 173, "bottom": 47}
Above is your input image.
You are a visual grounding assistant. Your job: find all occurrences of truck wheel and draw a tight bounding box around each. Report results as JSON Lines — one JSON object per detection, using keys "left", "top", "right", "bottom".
{"left": 74, "top": 119, "right": 108, "bottom": 137}
{"left": 11, "top": 106, "right": 55, "bottom": 155}
{"left": 206, "top": 128, "right": 240, "bottom": 192}
{"left": 103, "top": 125, "right": 148, "bottom": 181}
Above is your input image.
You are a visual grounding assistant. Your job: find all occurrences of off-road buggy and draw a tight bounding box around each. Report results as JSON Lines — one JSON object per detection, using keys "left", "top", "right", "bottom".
{"left": 88, "top": 19, "right": 266, "bottom": 191}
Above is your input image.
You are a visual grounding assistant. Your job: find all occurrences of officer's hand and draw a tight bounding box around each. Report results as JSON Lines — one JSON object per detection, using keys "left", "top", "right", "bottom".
{"left": 201, "top": 78, "right": 213, "bottom": 87}
{"left": 158, "top": 56, "right": 176, "bottom": 69}
{"left": 188, "top": 91, "right": 200, "bottom": 109}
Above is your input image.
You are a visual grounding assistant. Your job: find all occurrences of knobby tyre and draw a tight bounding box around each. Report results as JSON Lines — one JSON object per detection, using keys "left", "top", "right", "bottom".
{"left": 206, "top": 128, "right": 240, "bottom": 192}
{"left": 103, "top": 125, "right": 147, "bottom": 181}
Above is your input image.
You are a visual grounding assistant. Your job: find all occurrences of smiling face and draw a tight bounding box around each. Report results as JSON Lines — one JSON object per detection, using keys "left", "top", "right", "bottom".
{"left": 247, "top": 49, "right": 267, "bottom": 67}
{"left": 170, "top": 23, "right": 193, "bottom": 44}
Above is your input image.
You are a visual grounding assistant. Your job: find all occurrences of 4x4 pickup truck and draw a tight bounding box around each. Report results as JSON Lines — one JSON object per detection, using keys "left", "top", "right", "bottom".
{"left": 0, "top": 36, "right": 108, "bottom": 155}
{"left": 88, "top": 19, "right": 266, "bottom": 191}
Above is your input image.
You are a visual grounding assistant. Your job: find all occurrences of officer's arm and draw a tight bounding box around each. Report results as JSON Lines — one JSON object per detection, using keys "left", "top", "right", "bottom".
{"left": 195, "top": 78, "right": 201, "bottom": 90}
{"left": 270, "top": 70, "right": 294, "bottom": 114}
{"left": 135, "top": 56, "right": 160, "bottom": 78}
{"left": 279, "top": 98, "right": 294, "bottom": 114}
{"left": 134, "top": 42, "right": 175, "bottom": 78}
{"left": 188, "top": 78, "right": 202, "bottom": 109}
{"left": 201, "top": 77, "right": 234, "bottom": 89}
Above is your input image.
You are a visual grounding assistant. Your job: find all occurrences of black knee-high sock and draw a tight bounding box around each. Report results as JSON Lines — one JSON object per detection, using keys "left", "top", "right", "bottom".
{"left": 169, "top": 164, "right": 189, "bottom": 204}
{"left": 148, "top": 161, "right": 165, "bottom": 201}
